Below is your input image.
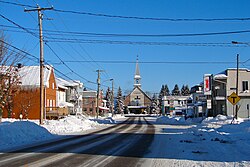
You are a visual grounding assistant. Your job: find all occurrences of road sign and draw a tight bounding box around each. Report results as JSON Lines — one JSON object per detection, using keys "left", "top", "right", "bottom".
{"left": 227, "top": 92, "right": 240, "bottom": 105}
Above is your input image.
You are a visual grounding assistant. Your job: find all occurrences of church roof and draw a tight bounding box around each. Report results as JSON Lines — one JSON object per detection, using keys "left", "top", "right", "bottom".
{"left": 126, "top": 86, "right": 151, "bottom": 101}
{"left": 135, "top": 58, "right": 140, "bottom": 77}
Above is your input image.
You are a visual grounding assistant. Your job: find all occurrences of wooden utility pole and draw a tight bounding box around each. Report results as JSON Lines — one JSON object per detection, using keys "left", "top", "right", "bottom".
{"left": 96, "top": 70, "right": 104, "bottom": 119}
{"left": 25, "top": 5, "right": 53, "bottom": 125}
{"left": 235, "top": 54, "right": 239, "bottom": 119}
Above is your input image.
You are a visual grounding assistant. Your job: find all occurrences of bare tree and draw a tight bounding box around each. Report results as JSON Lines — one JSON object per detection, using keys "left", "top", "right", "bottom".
{"left": 0, "top": 33, "right": 24, "bottom": 122}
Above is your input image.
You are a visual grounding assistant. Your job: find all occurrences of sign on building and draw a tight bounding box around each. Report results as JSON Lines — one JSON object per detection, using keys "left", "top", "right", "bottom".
{"left": 204, "top": 74, "right": 212, "bottom": 95}
{"left": 207, "top": 99, "right": 212, "bottom": 109}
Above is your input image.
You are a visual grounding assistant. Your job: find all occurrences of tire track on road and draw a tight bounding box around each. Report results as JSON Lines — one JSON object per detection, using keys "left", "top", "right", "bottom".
{"left": 0, "top": 117, "right": 135, "bottom": 167}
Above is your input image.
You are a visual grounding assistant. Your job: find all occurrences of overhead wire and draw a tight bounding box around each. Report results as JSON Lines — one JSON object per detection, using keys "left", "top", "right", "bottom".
{"left": 1, "top": 0, "right": 250, "bottom": 22}
{"left": 42, "top": 1, "right": 112, "bottom": 80}
{"left": 53, "top": 8, "right": 250, "bottom": 22}
{"left": 0, "top": 13, "right": 100, "bottom": 89}
{"left": 51, "top": 60, "right": 236, "bottom": 64}
{"left": 0, "top": 38, "right": 97, "bottom": 89}
{"left": 0, "top": 39, "right": 39, "bottom": 62}
{"left": 40, "top": 8, "right": 113, "bottom": 87}
{"left": 2, "top": 24, "right": 250, "bottom": 38}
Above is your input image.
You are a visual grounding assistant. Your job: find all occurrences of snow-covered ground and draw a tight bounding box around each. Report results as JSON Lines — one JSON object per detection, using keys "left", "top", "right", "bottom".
{"left": 0, "top": 114, "right": 124, "bottom": 151}
{"left": 0, "top": 114, "right": 250, "bottom": 166}
{"left": 147, "top": 115, "right": 250, "bottom": 166}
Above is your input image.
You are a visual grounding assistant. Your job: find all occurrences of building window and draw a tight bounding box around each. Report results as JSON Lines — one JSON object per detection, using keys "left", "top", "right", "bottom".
{"left": 52, "top": 83, "right": 55, "bottom": 89}
{"left": 242, "top": 81, "right": 249, "bottom": 91}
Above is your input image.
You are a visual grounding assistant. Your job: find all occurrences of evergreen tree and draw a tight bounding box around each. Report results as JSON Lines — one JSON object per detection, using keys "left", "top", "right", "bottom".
{"left": 150, "top": 93, "right": 158, "bottom": 114}
{"left": 105, "top": 87, "right": 112, "bottom": 108}
{"left": 181, "top": 85, "right": 185, "bottom": 96}
{"left": 158, "top": 84, "right": 170, "bottom": 108}
{"left": 181, "top": 85, "right": 190, "bottom": 96}
{"left": 172, "top": 84, "right": 181, "bottom": 96}
{"left": 158, "top": 85, "right": 165, "bottom": 107}
{"left": 165, "top": 84, "right": 170, "bottom": 96}
{"left": 115, "top": 87, "right": 124, "bottom": 114}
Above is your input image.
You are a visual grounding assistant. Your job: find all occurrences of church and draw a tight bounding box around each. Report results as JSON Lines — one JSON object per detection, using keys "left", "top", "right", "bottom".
{"left": 124, "top": 58, "right": 152, "bottom": 114}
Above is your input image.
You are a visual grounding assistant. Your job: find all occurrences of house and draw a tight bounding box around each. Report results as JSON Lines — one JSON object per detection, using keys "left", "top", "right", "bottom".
{"left": 56, "top": 78, "right": 83, "bottom": 115}
{"left": 56, "top": 80, "right": 74, "bottom": 117}
{"left": 189, "top": 84, "right": 207, "bottom": 117}
{"left": 161, "top": 95, "right": 190, "bottom": 115}
{"left": 2, "top": 65, "right": 57, "bottom": 119}
{"left": 212, "top": 68, "right": 250, "bottom": 118}
{"left": 81, "top": 89, "right": 109, "bottom": 116}
{"left": 82, "top": 90, "right": 97, "bottom": 116}
{"left": 124, "top": 58, "right": 151, "bottom": 114}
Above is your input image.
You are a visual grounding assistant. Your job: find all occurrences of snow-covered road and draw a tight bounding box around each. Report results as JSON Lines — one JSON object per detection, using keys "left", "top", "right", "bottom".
{"left": 0, "top": 116, "right": 156, "bottom": 167}
{"left": 0, "top": 115, "right": 250, "bottom": 167}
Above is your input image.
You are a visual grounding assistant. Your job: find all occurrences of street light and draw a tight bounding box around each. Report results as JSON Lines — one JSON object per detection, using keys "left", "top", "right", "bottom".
{"left": 232, "top": 41, "right": 250, "bottom": 45}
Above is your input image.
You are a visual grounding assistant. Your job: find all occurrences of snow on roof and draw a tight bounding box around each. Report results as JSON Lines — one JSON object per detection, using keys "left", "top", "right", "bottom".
{"left": 227, "top": 68, "right": 249, "bottom": 71}
{"left": 58, "top": 84, "right": 68, "bottom": 90}
{"left": 214, "top": 74, "right": 228, "bottom": 79}
{"left": 82, "top": 91, "right": 97, "bottom": 97}
{"left": 18, "top": 65, "right": 53, "bottom": 87}
{"left": 56, "top": 77, "right": 79, "bottom": 87}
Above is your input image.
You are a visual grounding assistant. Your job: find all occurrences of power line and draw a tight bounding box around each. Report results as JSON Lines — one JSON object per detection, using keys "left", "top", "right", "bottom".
{"left": 0, "top": 13, "right": 100, "bottom": 88}
{"left": 46, "top": 39, "right": 245, "bottom": 47}
{"left": 44, "top": 42, "right": 96, "bottom": 85}
{"left": 1, "top": 0, "right": 250, "bottom": 22}
{"left": 0, "top": 0, "right": 36, "bottom": 8}
{"left": 51, "top": 60, "right": 236, "bottom": 65}
{"left": 53, "top": 9, "right": 250, "bottom": 22}
{"left": 0, "top": 39, "right": 39, "bottom": 62}
{"left": 0, "top": 39, "right": 97, "bottom": 90}
{"left": 2, "top": 24, "right": 250, "bottom": 38}
{"left": 0, "top": 14, "right": 38, "bottom": 38}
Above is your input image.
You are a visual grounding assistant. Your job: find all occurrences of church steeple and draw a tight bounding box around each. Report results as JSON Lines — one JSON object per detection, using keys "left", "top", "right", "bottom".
{"left": 134, "top": 56, "right": 141, "bottom": 88}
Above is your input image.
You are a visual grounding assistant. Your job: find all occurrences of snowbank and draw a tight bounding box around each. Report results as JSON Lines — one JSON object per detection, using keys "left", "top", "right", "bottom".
{"left": 42, "top": 115, "right": 102, "bottom": 135}
{"left": 202, "top": 115, "right": 244, "bottom": 126}
{"left": 0, "top": 115, "right": 114, "bottom": 150}
{"left": 156, "top": 116, "right": 187, "bottom": 125}
{"left": 0, "top": 120, "right": 55, "bottom": 151}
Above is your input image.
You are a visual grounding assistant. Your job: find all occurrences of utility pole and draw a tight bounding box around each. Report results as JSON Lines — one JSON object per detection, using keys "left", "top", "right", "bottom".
{"left": 96, "top": 70, "right": 104, "bottom": 119}
{"left": 25, "top": 5, "right": 53, "bottom": 125}
{"left": 235, "top": 54, "right": 239, "bottom": 119}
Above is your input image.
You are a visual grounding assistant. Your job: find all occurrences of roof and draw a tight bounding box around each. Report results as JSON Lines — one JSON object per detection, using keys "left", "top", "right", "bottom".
{"left": 214, "top": 74, "right": 228, "bottom": 79}
{"left": 82, "top": 91, "right": 97, "bottom": 97}
{"left": 56, "top": 77, "right": 80, "bottom": 87}
{"left": 126, "top": 86, "right": 151, "bottom": 100}
{"left": 18, "top": 65, "right": 53, "bottom": 87}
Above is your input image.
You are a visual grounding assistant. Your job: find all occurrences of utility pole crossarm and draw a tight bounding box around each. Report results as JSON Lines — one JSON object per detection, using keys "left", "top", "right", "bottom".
{"left": 24, "top": 6, "right": 53, "bottom": 12}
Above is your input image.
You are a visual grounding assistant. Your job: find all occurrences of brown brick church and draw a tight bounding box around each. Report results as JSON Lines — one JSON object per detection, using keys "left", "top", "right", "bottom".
{"left": 124, "top": 58, "right": 151, "bottom": 114}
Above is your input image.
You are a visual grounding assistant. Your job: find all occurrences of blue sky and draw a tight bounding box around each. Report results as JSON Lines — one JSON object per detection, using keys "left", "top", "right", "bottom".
{"left": 1, "top": 0, "right": 250, "bottom": 95}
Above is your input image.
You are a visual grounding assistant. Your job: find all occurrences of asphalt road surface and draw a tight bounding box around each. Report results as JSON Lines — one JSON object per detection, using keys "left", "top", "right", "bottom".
{"left": 0, "top": 116, "right": 155, "bottom": 167}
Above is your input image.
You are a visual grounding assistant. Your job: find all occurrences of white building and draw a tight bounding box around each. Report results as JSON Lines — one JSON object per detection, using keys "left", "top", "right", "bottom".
{"left": 213, "top": 68, "right": 250, "bottom": 118}
{"left": 56, "top": 78, "right": 83, "bottom": 115}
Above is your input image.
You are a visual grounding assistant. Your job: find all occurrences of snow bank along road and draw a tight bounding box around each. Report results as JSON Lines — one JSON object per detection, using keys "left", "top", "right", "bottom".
{"left": 0, "top": 116, "right": 155, "bottom": 167}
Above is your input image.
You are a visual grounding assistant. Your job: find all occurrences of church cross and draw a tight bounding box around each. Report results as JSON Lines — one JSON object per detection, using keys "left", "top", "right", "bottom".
{"left": 135, "top": 96, "right": 140, "bottom": 100}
